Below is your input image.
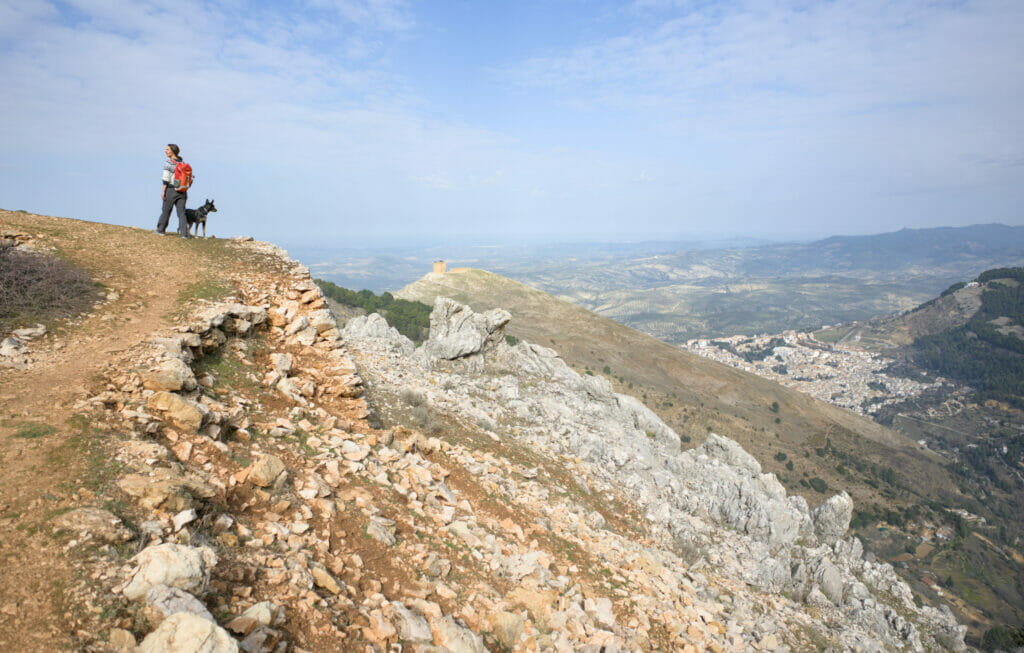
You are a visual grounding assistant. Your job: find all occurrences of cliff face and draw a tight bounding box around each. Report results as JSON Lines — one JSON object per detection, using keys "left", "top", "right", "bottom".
{"left": 0, "top": 216, "right": 967, "bottom": 652}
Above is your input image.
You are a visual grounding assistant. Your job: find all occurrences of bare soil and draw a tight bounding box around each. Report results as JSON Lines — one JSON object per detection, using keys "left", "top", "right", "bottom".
{"left": 0, "top": 210, "right": 234, "bottom": 650}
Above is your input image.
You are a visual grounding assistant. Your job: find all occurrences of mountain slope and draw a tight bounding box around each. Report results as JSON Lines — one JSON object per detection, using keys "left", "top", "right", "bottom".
{"left": 0, "top": 210, "right": 974, "bottom": 651}
{"left": 398, "top": 269, "right": 961, "bottom": 506}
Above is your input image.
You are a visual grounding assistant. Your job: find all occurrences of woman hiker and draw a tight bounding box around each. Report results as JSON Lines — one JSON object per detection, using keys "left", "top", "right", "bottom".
{"left": 156, "top": 143, "right": 191, "bottom": 238}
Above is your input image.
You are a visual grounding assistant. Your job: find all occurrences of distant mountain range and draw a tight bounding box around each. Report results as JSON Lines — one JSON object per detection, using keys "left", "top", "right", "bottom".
{"left": 302, "top": 223, "right": 1024, "bottom": 341}
{"left": 511, "top": 223, "right": 1024, "bottom": 341}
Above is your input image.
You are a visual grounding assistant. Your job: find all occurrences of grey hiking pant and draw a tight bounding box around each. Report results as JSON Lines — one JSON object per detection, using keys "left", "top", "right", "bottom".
{"left": 157, "top": 188, "right": 188, "bottom": 236}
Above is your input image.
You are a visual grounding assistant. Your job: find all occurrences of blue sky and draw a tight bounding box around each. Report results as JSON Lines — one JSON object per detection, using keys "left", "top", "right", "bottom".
{"left": 1, "top": 0, "right": 1022, "bottom": 249}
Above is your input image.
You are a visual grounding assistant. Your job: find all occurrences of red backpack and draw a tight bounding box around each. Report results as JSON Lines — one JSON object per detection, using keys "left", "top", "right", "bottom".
{"left": 172, "top": 161, "right": 194, "bottom": 192}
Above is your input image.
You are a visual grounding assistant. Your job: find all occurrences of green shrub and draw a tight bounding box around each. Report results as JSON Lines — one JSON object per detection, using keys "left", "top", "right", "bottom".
{"left": 808, "top": 477, "right": 828, "bottom": 493}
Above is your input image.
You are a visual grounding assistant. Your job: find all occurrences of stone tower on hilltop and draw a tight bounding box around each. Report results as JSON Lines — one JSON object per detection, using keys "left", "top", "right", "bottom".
{"left": 433, "top": 260, "right": 447, "bottom": 274}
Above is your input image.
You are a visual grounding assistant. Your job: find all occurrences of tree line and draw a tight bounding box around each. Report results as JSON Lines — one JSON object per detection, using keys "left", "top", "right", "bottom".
{"left": 315, "top": 279, "right": 432, "bottom": 342}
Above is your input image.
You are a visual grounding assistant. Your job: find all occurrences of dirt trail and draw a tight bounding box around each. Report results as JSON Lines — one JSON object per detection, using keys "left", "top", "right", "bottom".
{"left": 0, "top": 210, "right": 221, "bottom": 650}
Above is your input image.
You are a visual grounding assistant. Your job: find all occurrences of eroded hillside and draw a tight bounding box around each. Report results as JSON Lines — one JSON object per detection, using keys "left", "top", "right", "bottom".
{"left": 0, "top": 211, "right": 968, "bottom": 652}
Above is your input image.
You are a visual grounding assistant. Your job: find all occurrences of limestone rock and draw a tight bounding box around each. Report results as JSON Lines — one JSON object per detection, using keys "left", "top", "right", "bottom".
{"left": 420, "top": 297, "right": 510, "bottom": 361}
{"left": 367, "top": 515, "right": 397, "bottom": 546}
{"left": 507, "top": 586, "right": 555, "bottom": 631}
{"left": 136, "top": 612, "right": 238, "bottom": 653}
{"left": 311, "top": 564, "right": 342, "bottom": 594}
{"left": 248, "top": 455, "right": 286, "bottom": 488}
{"left": 485, "top": 611, "right": 525, "bottom": 649}
{"left": 108, "top": 628, "right": 136, "bottom": 651}
{"left": 308, "top": 309, "right": 337, "bottom": 334}
{"left": 284, "top": 315, "right": 309, "bottom": 336}
{"left": 584, "top": 596, "right": 615, "bottom": 629}
{"left": 390, "top": 602, "right": 432, "bottom": 642}
{"left": 12, "top": 324, "right": 46, "bottom": 339}
{"left": 117, "top": 469, "right": 216, "bottom": 512}
{"left": 121, "top": 543, "right": 218, "bottom": 601}
{"left": 142, "top": 358, "right": 198, "bottom": 392}
{"left": 343, "top": 313, "right": 414, "bottom": 354}
{"left": 812, "top": 492, "right": 853, "bottom": 545}
{"left": 147, "top": 391, "right": 208, "bottom": 432}
{"left": 52, "top": 507, "right": 133, "bottom": 544}
{"left": 270, "top": 353, "right": 292, "bottom": 377}
{"left": 697, "top": 432, "right": 761, "bottom": 475}
{"left": 431, "top": 615, "right": 487, "bottom": 653}
{"left": 144, "top": 585, "right": 216, "bottom": 625}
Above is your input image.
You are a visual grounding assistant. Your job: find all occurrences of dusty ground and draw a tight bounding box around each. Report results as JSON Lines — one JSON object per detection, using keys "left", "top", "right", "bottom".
{"left": 0, "top": 210, "right": 233, "bottom": 650}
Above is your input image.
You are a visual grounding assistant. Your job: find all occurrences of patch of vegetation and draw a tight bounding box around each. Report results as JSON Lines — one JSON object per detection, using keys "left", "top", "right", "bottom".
{"left": 982, "top": 625, "right": 1024, "bottom": 652}
{"left": 176, "top": 278, "right": 235, "bottom": 306}
{"left": 11, "top": 422, "right": 57, "bottom": 439}
{"left": 505, "top": 334, "right": 519, "bottom": 346}
{"left": 808, "top": 477, "right": 828, "bottom": 493}
{"left": 193, "top": 348, "right": 256, "bottom": 398}
{"left": 316, "top": 279, "right": 431, "bottom": 342}
{"left": 0, "top": 243, "right": 103, "bottom": 332}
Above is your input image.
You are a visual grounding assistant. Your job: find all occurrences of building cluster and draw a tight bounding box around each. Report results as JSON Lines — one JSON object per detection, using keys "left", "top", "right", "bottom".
{"left": 684, "top": 331, "right": 943, "bottom": 416}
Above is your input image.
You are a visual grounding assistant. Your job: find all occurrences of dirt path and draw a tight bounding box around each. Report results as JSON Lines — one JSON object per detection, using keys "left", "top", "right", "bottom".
{"left": 0, "top": 211, "right": 224, "bottom": 650}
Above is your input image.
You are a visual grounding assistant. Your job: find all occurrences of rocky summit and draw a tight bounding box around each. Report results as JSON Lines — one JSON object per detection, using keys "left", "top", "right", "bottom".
{"left": 1, "top": 222, "right": 969, "bottom": 651}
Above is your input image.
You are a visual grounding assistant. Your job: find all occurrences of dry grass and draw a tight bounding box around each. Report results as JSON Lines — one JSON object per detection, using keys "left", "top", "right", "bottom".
{"left": 0, "top": 244, "right": 103, "bottom": 332}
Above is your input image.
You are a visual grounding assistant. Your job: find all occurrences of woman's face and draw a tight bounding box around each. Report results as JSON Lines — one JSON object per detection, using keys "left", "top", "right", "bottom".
{"left": 165, "top": 146, "right": 173, "bottom": 158}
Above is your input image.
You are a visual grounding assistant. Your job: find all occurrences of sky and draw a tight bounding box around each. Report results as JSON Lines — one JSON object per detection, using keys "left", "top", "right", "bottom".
{"left": 1, "top": 0, "right": 1022, "bottom": 249}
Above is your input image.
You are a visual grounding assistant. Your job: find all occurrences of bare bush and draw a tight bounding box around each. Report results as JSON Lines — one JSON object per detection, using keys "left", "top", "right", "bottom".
{"left": 0, "top": 244, "right": 102, "bottom": 331}
{"left": 400, "top": 389, "right": 427, "bottom": 407}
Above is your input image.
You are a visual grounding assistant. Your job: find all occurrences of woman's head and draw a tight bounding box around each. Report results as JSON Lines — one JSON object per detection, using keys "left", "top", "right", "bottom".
{"left": 166, "top": 144, "right": 180, "bottom": 158}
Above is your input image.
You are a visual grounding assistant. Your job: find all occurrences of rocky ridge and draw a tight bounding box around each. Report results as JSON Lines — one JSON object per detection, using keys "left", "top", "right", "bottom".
{"left": 51, "top": 239, "right": 966, "bottom": 652}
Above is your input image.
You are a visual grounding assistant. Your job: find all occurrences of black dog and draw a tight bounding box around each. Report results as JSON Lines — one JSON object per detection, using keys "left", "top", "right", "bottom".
{"left": 185, "top": 199, "right": 217, "bottom": 238}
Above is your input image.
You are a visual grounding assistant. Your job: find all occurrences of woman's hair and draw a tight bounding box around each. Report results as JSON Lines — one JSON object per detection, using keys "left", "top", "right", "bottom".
{"left": 167, "top": 143, "right": 180, "bottom": 157}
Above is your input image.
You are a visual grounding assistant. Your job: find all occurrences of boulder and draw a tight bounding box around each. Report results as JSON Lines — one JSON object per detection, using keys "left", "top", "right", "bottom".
{"left": 147, "top": 391, "right": 208, "bottom": 432}
{"left": 117, "top": 469, "right": 216, "bottom": 512}
{"left": 136, "top": 612, "right": 238, "bottom": 653}
{"left": 121, "top": 543, "right": 218, "bottom": 601}
{"left": 248, "top": 455, "right": 286, "bottom": 488}
{"left": 812, "top": 492, "right": 853, "bottom": 545}
{"left": 284, "top": 315, "right": 308, "bottom": 336}
{"left": 308, "top": 309, "right": 337, "bottom": 334}
{"left": 144, "top": 585, "right": 216, "bottom": 625}
{"left": 142, "top": 358, "right": 198, "bottom": 392}
{"left": 270, "top": 353, "right": 292, "bottom": 377}
{"left": 420, "top": 297, "right": 510, "bottom": 361}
